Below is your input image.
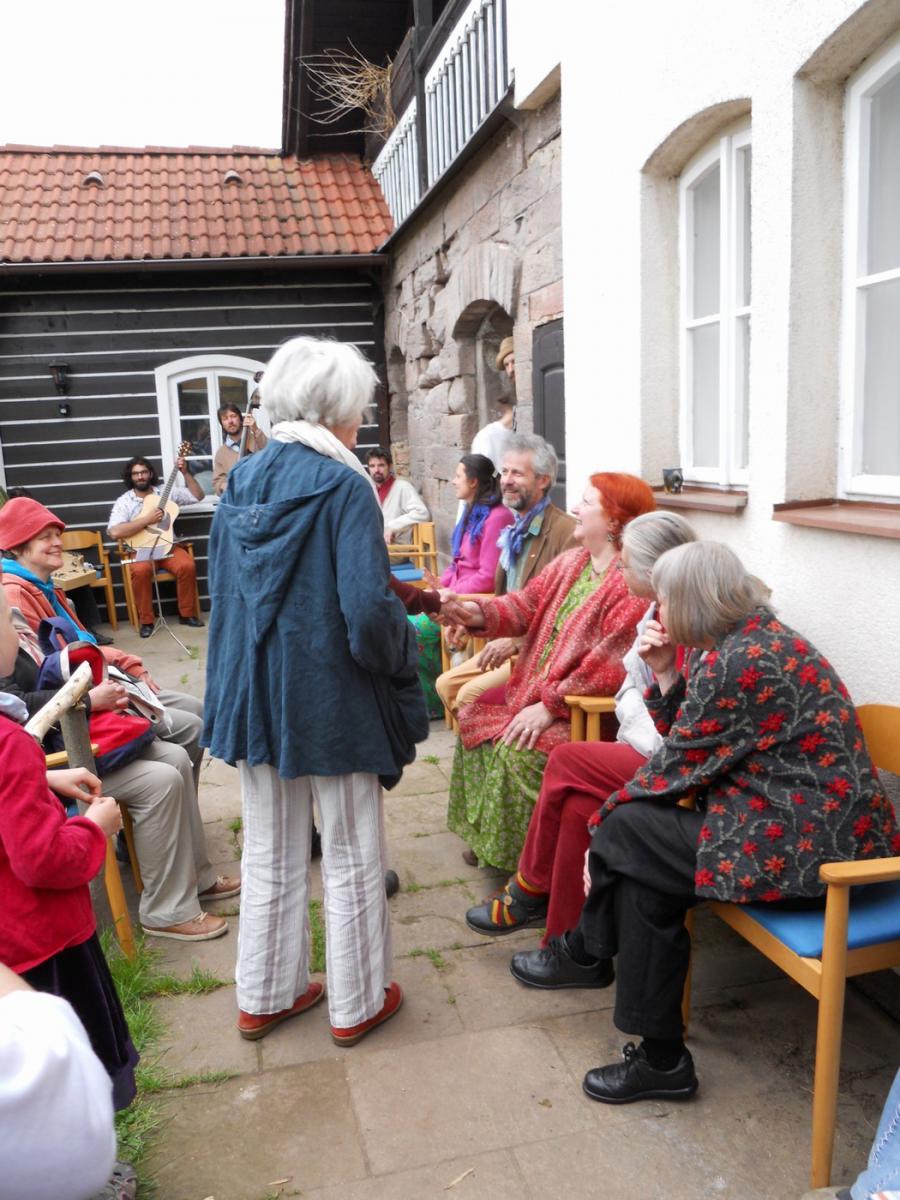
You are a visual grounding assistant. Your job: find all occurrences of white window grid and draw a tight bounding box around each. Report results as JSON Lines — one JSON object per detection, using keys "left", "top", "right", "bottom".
{"left": 840, "top": 31, "right": 900, "bottom": 500}
{"left": 153, "top": 354, "right": 268, "bottom": 512}
{"left": 678, "top": 122, "right": 752, "bottom": 487}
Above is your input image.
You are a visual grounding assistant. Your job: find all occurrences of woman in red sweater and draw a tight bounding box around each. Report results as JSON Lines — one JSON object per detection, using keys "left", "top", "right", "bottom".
{"left": 0, "top": 586, "right": 138, "bottom": 1113}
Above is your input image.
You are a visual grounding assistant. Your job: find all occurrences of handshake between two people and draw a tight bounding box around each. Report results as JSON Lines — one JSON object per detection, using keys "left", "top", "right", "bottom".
{"left": 420, "top": 570, "right": 520, "bottom": 671}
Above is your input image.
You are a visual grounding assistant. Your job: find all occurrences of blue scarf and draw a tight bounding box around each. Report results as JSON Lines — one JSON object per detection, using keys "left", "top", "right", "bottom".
{"left": 450, "top": 502, "right": 495, "bottom": 561}
{"left": 1, "top": 558, "right": 97, "bottom": 646}
{"left": 497, "top": 495, "right": 550, "bottom": 572}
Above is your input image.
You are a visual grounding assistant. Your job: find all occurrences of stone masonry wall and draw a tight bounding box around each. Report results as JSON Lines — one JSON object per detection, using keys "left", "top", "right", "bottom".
{"left": 383, "top": 92, "right": 562, "bottom": 564}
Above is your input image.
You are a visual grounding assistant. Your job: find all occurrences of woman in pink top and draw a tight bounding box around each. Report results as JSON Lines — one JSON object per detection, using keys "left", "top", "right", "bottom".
{"left": 441, "top": 454, "right": 514, "bottom": 593}
{"left": 411, "top": 456, "right": 513, "bottom": 719}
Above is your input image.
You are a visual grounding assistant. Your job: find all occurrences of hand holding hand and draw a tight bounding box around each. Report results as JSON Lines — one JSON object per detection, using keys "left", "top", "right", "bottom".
{"left": 477, "top": 637, "right": 517, "bottom": 671}
{"left": 89, "top": 681, "right": 129, "bottom": 712}
{"left": 83, "top": 796, "right": 123, "bottom": 838}
{"left": 46, "top": 767, "right": 102, "bottom": 802}
{"left": 441, "top": 598, "right": 485, "bottom": 628}
{"left": 499, "top": 701, "right": 554, "bottom": 750}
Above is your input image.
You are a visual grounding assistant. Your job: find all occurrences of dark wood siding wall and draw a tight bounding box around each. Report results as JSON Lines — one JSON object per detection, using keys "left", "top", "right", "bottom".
{"left": 0, "top": 266, "right": 384, "bottom": 619}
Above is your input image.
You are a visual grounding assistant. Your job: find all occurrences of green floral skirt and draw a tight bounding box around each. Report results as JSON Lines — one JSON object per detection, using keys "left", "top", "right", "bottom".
{"left": 409, "top": 613, "right": 444, "bottom": 719}
{"left": 446, "top": 738, "right": 547, "bottom": 872}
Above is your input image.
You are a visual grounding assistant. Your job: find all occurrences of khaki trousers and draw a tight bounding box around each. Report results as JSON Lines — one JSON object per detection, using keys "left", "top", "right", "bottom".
{"left": 435, "top": 658, "right": 512, "bottom": 713}
{"left": 102, "top": 738, "right": 216, "bottom": 929}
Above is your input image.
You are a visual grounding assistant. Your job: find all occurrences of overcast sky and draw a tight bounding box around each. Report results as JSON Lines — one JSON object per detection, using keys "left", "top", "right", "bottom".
{"left": 0, "top": 0, "right": 286, "bottom": 148}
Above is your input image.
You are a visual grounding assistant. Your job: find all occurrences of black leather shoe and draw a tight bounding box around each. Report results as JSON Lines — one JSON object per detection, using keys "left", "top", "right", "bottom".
{"left": 509, "top": 934, "right": 614, "bottom": 990}
{"left": 466, "top": 877, "right": 548, "bottom": 936}
{"left": 139, "top": 624, "right": 154, "bottom": 638}
{"left": 385, "top": 870, "right": 400, "bottom": 898}
{"left": 91, "top": 630, "right": 115, "bottom": 646}
{"left": 179, "top": 616, "right": 204, "bottom": 628}
{"left": 583, "top": 1042, "right": 699, "bottom": 1104}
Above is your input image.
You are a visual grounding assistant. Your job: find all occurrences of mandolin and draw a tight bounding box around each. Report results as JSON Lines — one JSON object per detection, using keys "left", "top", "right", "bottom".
{"left": 128, "top": 440, "right": 192, "bottom": 555}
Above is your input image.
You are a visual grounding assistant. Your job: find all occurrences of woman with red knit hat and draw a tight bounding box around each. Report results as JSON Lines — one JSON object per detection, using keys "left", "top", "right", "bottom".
{"left": 444, "top": 472, "right": 655, "bottom": 872}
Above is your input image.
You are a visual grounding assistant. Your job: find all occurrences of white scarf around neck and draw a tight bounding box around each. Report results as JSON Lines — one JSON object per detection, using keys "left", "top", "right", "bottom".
{"left": 271, "top": 420, "right": 376, "bottom": 493}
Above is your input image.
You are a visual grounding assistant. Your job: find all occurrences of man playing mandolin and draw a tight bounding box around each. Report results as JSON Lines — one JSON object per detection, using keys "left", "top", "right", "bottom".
{"left": 108, "top": 454, "right": 205, "bottom": 638}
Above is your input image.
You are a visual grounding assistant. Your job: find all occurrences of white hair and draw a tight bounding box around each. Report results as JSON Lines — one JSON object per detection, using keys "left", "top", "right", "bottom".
{"left": 622, "top": 511, "right": 696, "bottom": 589}
{"left": 652, "top": 541, "right": 772, "bottom": 646}
{"left": 503, "top": 433, "right": 559, "bottom": 487}
{"left": 260, "top": 336, "right": 378, "bottom": 427}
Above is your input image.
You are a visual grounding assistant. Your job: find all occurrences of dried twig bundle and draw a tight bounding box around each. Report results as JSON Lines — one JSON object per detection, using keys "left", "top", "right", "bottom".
{"left": 302, "top": 44, "right": 395, "bottom": 138}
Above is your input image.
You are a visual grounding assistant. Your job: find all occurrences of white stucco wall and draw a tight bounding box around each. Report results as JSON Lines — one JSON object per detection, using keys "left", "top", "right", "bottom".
{"left": 508, "top": 0, "right": 561, "bottom": 109}
{"left": 561, "top": 0, "right": 900, "bottom": 705}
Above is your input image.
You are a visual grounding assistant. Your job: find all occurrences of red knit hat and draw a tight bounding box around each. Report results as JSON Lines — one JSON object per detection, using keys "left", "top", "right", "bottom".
{"left": 0, "top": 497, "right": 65, "bottom": 552}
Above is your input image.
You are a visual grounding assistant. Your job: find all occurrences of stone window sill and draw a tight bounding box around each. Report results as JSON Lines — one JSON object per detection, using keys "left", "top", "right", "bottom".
{"left": 772, "top": 500, "right": 900, "bottom": 540}
{"left": 652, "top": 487, "right": 748, "bottom": 514}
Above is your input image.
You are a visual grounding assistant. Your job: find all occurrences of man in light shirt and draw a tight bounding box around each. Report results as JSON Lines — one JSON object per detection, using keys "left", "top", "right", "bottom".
{"left": 366, "top": 446, "right": 429, "bottom": 545}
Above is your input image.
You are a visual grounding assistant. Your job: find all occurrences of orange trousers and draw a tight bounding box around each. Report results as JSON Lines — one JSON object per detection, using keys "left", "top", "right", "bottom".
{"left": 129, "top": 545, "right": 197, "bottom": 624}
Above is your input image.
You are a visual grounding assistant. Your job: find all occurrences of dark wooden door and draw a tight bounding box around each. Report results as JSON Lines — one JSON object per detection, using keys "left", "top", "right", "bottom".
{"left": 532, "top": 318, "right": 566, "bottom": 508}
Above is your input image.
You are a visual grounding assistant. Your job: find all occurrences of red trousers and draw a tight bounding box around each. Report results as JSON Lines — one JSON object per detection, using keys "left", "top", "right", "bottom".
{"left": 129, "top": 545, "right": 197, "bottom": 625}
{"left": 518, "top": 740, "right": 646, "bottom": 941}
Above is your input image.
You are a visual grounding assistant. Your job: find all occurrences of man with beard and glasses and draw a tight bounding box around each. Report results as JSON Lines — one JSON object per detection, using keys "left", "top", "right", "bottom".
{"left": 435, "top": 432, "right": 576, "bottom": 715}
{"left": 108, "top": 455, "right": 204, "bottom": 638}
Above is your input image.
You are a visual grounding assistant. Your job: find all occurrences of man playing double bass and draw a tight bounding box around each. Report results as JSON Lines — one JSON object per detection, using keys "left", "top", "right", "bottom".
{"left": 212, "top": 403, "right": 268, "bottom": 496}
{"left": 108, "top": 455, "right": 204, "bottom": 638}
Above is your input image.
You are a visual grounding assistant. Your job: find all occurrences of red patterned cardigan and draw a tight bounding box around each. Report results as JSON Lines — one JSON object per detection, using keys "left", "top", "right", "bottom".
{"left": 592, "top": 607, "right": 896, "bottom": 902}
{"left": 457, "top": 547, "right": 647, "bottom": 755}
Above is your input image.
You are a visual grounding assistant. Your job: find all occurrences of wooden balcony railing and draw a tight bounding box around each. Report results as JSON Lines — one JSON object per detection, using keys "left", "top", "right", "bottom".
{"left": 372, "top": 0, "right": 509, "bottom": 229}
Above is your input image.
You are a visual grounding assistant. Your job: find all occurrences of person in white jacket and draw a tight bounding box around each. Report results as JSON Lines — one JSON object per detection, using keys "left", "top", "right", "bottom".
{"left": 463, "top": 510, "right": 698, "bottom": 938}
{"left": 366, "top": 446, "right": 430, "bottom": 544}
{"left": 0, "top": 964, "right": 121, "bottom": 1200}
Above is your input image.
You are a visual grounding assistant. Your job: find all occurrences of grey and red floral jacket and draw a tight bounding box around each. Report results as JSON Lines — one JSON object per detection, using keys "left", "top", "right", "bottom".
{"left": 592, "top": 607, "right": 896, "bottom": 902}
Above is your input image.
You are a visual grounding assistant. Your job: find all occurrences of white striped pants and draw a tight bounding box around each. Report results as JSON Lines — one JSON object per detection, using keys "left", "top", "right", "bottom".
{"left": 236, "top": 762, "right": 392, "bottom": 1028}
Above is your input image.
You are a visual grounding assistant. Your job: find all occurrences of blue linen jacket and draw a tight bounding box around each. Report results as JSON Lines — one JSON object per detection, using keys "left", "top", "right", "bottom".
{"left": 201, "top": 441, "right": 428, "bottom": 786}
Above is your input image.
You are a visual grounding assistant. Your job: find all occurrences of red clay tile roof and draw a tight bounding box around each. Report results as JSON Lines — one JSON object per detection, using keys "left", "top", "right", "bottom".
{"left": 0, "top": 146, "right": 393, "bottom": 264}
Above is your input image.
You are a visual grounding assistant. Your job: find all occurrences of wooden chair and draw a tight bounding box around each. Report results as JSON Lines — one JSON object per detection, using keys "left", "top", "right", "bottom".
{"left": 673, "top": 703, "right": 900, "bottom": 1189}
{"left": 60, "top": 529, "right": 118, "bottom": 630}
{"left": 117, "top": 541, "right": 201, "bottom": 631}
{"left": 388, "top": 521, "right": 438, "bottom": 577}
{"left": 564, "top": 695, "right": 616, "bottom": 742}
{"left": 48, "top": 745, "right": 138, "bottom": 961}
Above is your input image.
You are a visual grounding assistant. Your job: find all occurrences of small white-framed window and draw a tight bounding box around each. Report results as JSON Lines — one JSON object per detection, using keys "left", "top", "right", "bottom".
{"left": 840, "top": 33, "right": 900, "bottom": 499}
{"left": 154, "top": 355, "right": 269, "bottom": 510}
{"left": 679, "top": 122, "right": 751, "bottom": 486}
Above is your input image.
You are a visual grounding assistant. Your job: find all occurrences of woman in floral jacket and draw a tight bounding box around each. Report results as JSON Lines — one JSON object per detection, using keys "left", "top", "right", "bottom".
{"left": 510, "top": 541, "right": 895, "bottom": 1107}
{"left": 445, "top": 472, "right": 654, "bottom": 872}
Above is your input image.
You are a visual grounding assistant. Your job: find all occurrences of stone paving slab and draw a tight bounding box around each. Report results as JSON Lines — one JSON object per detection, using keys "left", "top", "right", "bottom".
{"left": 152, "top": 985, "right": 258, "bottom": 1079}
{"left": 391, "top": 881, "right": 485, "bottom": 956}
{"left": 258, "top": 954, "right": 463, "bottom": 1071}
{"left": 147, "top": 1063, "right": 367, "bottom": 1199}
{"left": 346, "top": 1025, "right": 599, "bottom": 1176}
{"left": 152, "top": 915, "right": 240, "bottom": 982}
{"left": 387, "top": 757, "right": 452, "bottom": 797}
{"left": 303, "top": 1148, "right": 529, "bottom": 1199}
{"left": 384, "top": 791, "right": 456, "bottom": 839}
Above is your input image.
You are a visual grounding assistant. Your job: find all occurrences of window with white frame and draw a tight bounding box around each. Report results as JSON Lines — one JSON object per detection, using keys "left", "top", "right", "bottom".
{"left": 154, "top": 355, "right": 268, "bottom": 509}
{"left": 679, "top": 123, "right": 751, "bottom": 486}
{"left": 841, "top": 35, "right": 900, "bottom": 498}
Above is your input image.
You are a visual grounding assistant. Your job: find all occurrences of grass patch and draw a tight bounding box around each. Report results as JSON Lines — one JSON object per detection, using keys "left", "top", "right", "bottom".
{"left": 227, "top": 815, "right": 243, "bottom": 857}
{"left": 185, "top": 645, "right": 200, "bottom": 661}
{"left": 143, "top": 1069, "right": 236, "bottom": 1095}
{"left": 101, "top": 931, "right": 230, "bottom": 1192}
{"left": 178, "top": 673, "right": 189, "bottom": 685}
{"left": 404, "top": 881, "right": 423, "bottom": 893}
{"left": 404, "top": 947, "right": 449, "bottom": 971}
{"left": 309, "top": 899, "right": 326, "bottom": 974}
{"left": 421, "top": 753, "right": 440, "bottom": 765}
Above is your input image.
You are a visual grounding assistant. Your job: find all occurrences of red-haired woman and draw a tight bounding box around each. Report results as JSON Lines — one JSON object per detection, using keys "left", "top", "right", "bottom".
{"left": 445, "top": 472, "right": 655, "bottom": 871}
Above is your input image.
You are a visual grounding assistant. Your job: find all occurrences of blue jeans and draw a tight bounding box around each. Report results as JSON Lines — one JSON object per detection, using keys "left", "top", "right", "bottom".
{"left": 852, "top": 1069, "right": 900, "bottom": 1199}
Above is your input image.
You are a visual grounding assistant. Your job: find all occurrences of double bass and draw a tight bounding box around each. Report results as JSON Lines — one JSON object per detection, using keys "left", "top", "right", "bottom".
{"left": 237, "top": 371, "right": 264, "bottom": 460}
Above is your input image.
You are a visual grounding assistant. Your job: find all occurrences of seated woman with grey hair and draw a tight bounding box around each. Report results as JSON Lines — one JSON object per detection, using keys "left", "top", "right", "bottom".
{"left": 509, "top": 540, "right": 895, "bottom": 1107}
{"left": 465, "top": 510, "right": 696, "bottom": 939}
{"left": 202, "top": 336, "right": 429, "bottom": 1046}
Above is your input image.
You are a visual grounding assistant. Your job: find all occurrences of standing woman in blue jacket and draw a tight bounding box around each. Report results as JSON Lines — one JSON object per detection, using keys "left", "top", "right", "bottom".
{"left": 203, "top": 337, "right": 428, "bottom": 1047}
